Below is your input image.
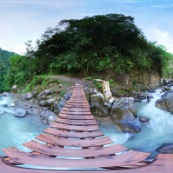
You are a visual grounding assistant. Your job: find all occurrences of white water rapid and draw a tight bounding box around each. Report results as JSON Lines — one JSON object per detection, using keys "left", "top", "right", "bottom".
{"left": 99, "top": 89, "right": 173, "bottom": 152}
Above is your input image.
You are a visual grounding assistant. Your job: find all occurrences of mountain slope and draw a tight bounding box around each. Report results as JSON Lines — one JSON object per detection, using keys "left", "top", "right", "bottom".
{"left": 0, "top": 48, "right": 15, "bottom": 65}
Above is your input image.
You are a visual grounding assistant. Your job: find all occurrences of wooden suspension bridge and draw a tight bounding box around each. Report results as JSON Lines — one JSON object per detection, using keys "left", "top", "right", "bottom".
{"left": 0, "top": 84, "right": 173, "bottom": 173}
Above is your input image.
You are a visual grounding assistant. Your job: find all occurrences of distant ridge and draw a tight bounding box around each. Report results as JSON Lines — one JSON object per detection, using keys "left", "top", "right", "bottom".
{"left": 0, "top": 47, "right": 16, "bottom": 65}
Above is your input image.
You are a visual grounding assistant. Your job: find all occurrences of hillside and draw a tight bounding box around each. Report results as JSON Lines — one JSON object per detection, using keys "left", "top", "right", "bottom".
{"left": 1, "top": 13, "right": 173, "bottom": 92}
{"left": 0, "top": 48, "right": 15, "bottom": 64}
{"left": 0, "top": 48, "right": 16, "bottom": 92}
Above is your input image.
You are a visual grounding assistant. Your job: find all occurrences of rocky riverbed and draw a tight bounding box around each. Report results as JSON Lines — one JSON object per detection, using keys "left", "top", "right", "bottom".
{"left": 2, "top": 77, "right": 173, "bottom": 154}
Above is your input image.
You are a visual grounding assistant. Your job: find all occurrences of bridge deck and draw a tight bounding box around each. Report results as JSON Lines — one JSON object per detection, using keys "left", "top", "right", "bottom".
{"left": 1, "top": 84, "right": 173, "bottom": 172}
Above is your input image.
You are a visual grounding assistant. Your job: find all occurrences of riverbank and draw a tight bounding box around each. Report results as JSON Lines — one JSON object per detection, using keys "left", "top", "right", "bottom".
{"left": 2, "top": 75, "right": 173, "bottom": 154}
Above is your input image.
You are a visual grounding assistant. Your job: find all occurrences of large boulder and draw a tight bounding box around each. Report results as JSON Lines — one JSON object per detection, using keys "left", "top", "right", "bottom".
{"left": 102, "top": 81, "right": 112, "bottom": 102}
{"left": 15, "top": 108, "right": 27, "bottom": 118}
{"left": 156, "top": 91, "right": 173, "bottom": 114}
{"left": 110, "top": 97, "right": 141, "bottom": 133}
{"left": 157, "top": 144, "right": 173, "bottom": 154}
{"left": 90, "top": 92, "right": 108, "bottom": 116}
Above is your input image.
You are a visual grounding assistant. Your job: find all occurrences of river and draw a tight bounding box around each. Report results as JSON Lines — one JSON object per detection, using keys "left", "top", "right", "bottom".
{"left": 0, "top": 89, "right": 173, "bottom": 156}
{"left": 0, "top": 93, "right": 45, "bottom": 155}
{"left": 98, "top": 88, "right": 173, "bottom": 152}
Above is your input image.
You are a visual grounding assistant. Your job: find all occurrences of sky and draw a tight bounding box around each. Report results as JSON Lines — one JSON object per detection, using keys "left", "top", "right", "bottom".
{"left": 0, "top": 0, "right": 173, "bottom": 54}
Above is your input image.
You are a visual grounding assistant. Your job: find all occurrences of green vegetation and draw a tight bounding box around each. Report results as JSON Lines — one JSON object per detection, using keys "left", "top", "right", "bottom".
{"left": 31, "top": 14, "right": 173, "bottom": 77}
{"left": 0, "top": 48, "right": 16, "bottom": 92}
{"left": 22, "top": 75, "right": 60, "bottom": 93}
{"left": 0, "top": 13, "right": 173, "bottom": 92}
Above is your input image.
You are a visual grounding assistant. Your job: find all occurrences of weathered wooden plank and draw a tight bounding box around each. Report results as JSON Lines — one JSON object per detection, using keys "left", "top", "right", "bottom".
{"left": 1, "top": 154, "right": 173, "bottom": 173}
{"left": 58, "top": 113, "right": 95, "bottom": 120}
{"left": 65, "top": 104, "right": 90, "bottom": 108}
{"left": 23, "top": 140, "right": 127, "bottom": 157}
{"left": 3, "top": 148, "right": 149, "bottom": 169}
{"left": 54, "top": 117, "right": 97, "bottom": 125}
{"left": 50, "top": 122, "right": 99, "bottom": 131}
{"left": 62, "top": 107, "right": 91, "bottom": 112}
{"left": 44, "top": 128, "right": 104, "bottom": 138}
{"left": 36, "top": 134, "right": 113, "bottom": 147}
{"left": 60, "top": 111, "right": 92, "bottom": 115}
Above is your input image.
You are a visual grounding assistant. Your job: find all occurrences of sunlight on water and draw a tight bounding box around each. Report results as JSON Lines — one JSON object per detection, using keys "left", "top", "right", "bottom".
{"left": 0, "top": 94, "right": 45, "bottom": 156}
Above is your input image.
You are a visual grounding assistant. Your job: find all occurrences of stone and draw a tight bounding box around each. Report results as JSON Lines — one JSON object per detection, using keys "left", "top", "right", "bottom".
{"left": 138, "top": 116, "right": 150, "bottom": 122}
{"left": 104, "top": 103, "right": 112, "bottom": 110}
{"left": 157, "top": 144, "right": 173, "bottom": 154}
{"left": 90, "top": 92, "right": 108, "bottom": 117}
{"left": 11, "top": 85, "right": 18, "bottom": 93}
{"left": 63, "top": 92, "right": 72, "bottom": 100}
{"left": 15, "top": 108, "right": 27, "bottom": 118}
{"left": 110, "top": 97, "right": 140, "bottom": 133}
{"left": 156, "top": 91, "right": 173, "bottom": 114}
{"left": 44, "top": 90, "right": 52, "bottom": 96}
{"left": 48, "top": 115, "right": 55, "bottom": 123}
{"left": 84, "top": 87, "right": 90, "bottom": 101}
{"left": 109, "top": 97, "right": 115, "bottom": 104}
{"left": 25, "top": 92, "right": 33, "bottom": 100}
{"left": 39, "top": 100, "right": 47, "bottom": 107}
{"left": 102, "top": 81, "right": 112, "bottom": 102}
{"left": 3, "top": 104, "right": 8, "bottom": 107}
{"left": 147, "top": 89, "right": 156, "bottom": 93}
{"left": 147, "top": 93, "right": 154, "bottom": 99}
{"left": 53, "top": 98, "right": 67, "bottom": 114}
{"left": 46, "top": 98, "right": 56, "bottom": 106}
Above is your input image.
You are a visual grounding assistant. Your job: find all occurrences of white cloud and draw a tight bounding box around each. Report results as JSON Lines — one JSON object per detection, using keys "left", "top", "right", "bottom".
{"left": 146, "top": 28, "right": 173, "bottom": 53}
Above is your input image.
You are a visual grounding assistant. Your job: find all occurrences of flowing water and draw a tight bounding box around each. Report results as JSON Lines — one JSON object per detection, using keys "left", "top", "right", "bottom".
{"left": 98, "top": 88, "right": 173, "bottom": 152}
{"left": 0, "top": 89, "right": 173, "bottom": 157}
{"left": 0, "top": 94, "right": 45, "bottom": 156}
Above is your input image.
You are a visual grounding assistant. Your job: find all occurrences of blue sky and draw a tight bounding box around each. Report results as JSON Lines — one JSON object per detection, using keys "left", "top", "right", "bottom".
{"left": 0, "top": 0, "right": 173, "bottom": 54}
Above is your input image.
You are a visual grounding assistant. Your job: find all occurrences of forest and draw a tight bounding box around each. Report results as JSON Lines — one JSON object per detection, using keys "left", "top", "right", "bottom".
{"left": 1, "top": 13, "right": 173, "bottom": 92}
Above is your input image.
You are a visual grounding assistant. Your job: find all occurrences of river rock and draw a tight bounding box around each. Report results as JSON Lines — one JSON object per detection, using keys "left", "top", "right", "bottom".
{"left": 147, "top": 89, "right": 156, "bottom": 93}
{"left": 157, "top": 144, "right": 173, "bottom": 154}
{"left": 90, "top": 92, "right": 108, "bottom": 116}
{"left": 39, "top": 100, "right": 48, "bottom": 107}
{"left": 109, "top": 97, "right": 115, "bottom": 104}
{"left": 44, "top": 90, "right": 52, "bottom": 96}
{"left": 84, "top": 87, "right": 90, "bottom": 101}
{"left": 110, "top": 97, "right": 140, "bottom": 133}
{"left": 0, "top": 92, "right": 8, "bottom": 97}
{"left": 156, "top": 91, "right": 173, "bottom": 114}
{"left": 138, "top": 116, "right": 150, "bottom": 122}
{"left": 46, "top": 98, "right": 56, "bottom": 106}
{"left": 63, "top": 92, "right": 72, "bottom": 100}
{"left": 53, "top": 99, "right": 66, "bottom": 114}
{"left": 24, "top": 92, "right": 34, "bottom": 100}
{"left": 3, "top": 104, "right": 8, "bottom": 107}
{"left": 15, "top": 108, "right": 27, "bottom": 118}
{"left": 102, "top": 81, "right": 112, "bottom": 102}
{"left": 11, "top": 85, "right": 18, "bottom": 93}
{"left": 147, "top": 93, "right": 154, "bottom": 99}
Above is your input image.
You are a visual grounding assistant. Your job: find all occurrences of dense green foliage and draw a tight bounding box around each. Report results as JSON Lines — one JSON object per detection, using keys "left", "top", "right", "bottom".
{"left": 1, "top": 13, "right": 173, "bottom": 92}
{"left": 31, "top": 14, "right": 173, "bottom": 76}
{"left": 0, "top": 48, "right": 15, "bottom": 92}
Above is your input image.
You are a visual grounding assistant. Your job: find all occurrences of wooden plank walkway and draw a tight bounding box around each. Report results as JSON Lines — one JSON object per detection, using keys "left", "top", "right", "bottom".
{"left": 1, "top": 84, "right": 173, "bottom": 173}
